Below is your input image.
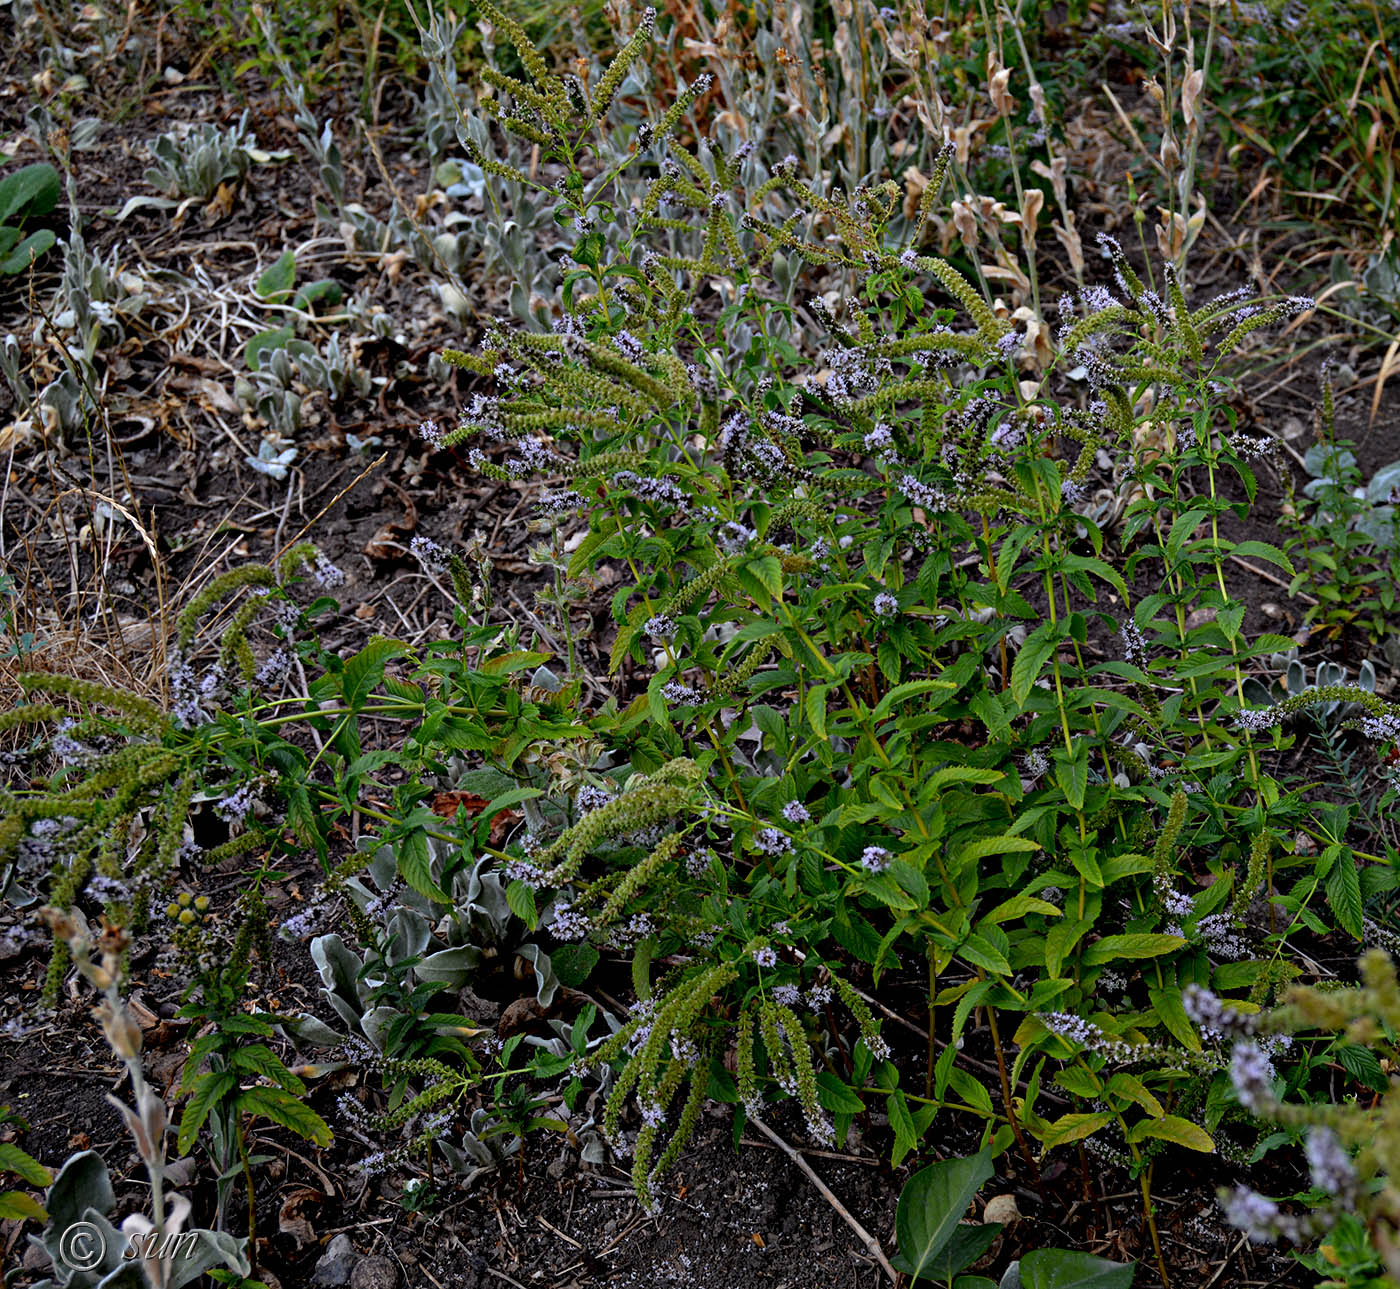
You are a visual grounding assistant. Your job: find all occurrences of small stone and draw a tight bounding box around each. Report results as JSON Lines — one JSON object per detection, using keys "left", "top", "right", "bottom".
{"left": 312, "top": 1234, "right": 356, "bottom": 1287}
{"left": 349, "top": 1255, "right": 399, "bottom": 1289}
{"left": 983, "top": 1194, "right": 1020, "bottom": 1225}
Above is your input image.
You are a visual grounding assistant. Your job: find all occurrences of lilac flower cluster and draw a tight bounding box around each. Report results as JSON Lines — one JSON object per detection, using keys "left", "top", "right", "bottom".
{"left": 781, "top": 801, "right": 810, "bottom": 825}
{"left": 661, "top": 680, "right": 701, "bottom": 704}
{"left": 1120, "top": 619, "right": 1148, "bottom": 667}
{"left": 1305, "top": 1126, "right": 1357, "bottom": 1197}
{"left": 280, "top": 903, "right": 324, "bottom": 938}
{"left": 644, "top": 614, "right": 677, "bottom": 642}
{"left": 550, "top": 900, "right": 591, "bottom": 941}
{"left": 503, "top": 857, "right": 546, "bottom": 889}
{"left": 860, "top": 845, "right": 891, "bottom": 873}
{"left": 1022, "top": 749, "right": 1049, "bottom": 779}
{"left": 576, "top": 784, "right": 616, "bottom": 813}
{"left": 504, "top": 438, "right": 560, "bottom": 478}
{"left": 1229, "top": 1040, "right": 1277, "bottom": 1111}
{"left": 1195, "top": 913, "right": 1247, "bottom": 960}
{"left": 752, "top": 945, "right": 778, "bottom": 968}
{"left": 255, "top": 648, "right": 292, "bottom": 690}
{"left": 822, "top": 344, "right": 892, "bottom": 402}
{"left": 755, "top": 827, "right": 792, "bottom": 856}
{"left": 612, "top": 471, "right": 691, "bottom": 512}
{"left": 215, "top": 784, "right": 257, "bottom": 822}
{"left": 1358, "top": 712, "right": 1400, "bottom": 741}
{"left": 1182, "top": 984, "right": 1258, "bottom": 1041}
{"left": 312, "top": 553, "right": 345, "bottom": 587}
{"left": 898, "top": 474, "right": 951, "bottom": 512}
{"left": 872, "top": 592, "right": 899, "bottom": 618}
{"left": 1234, "top": 707, "right": 1280, "bottom": 732}
{"left": 409, "top": 536, "right": 448, "bottom": 575}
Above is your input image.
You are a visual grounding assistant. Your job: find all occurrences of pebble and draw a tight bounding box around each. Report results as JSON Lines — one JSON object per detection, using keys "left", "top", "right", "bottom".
{"left": 312, "top": 1234, "right": 356, "bottom": 1287}
{"left": 350, "top": 1255, "right": 400, "bottom": 1289}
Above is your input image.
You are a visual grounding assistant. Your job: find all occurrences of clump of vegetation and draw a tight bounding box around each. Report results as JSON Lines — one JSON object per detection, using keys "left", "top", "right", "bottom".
{"left": 2, "top": 0, "right": 1399, "bottom": 1286}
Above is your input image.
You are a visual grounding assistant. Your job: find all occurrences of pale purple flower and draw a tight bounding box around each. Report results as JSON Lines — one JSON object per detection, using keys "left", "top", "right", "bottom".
{"left": 255, "top": 648, "right": 291, "bottom": 689}
{"left": 550, "top": 901, "right": 591, "bottom": 941}
{"left": 410, "top": 535, "right": 449, "bottom": 573}
{"left": 1305, "top": 1126, "right": 1356, "bottom": 1197}
{"left": 755, "top": 827, "right": 792, "bottom": 856}
{"left": 753, "top": 945, "right": 778, "bottom": 968}
{"left": 312, "top": 554, "right": 345, "bottom": 587}
{"left": 1120, "top": 620, "right": 1148, "bottom": 666}
{"left": 1230, "top": 1041, "right": 1276, "bottom": 1112}
{"left": 644, "top": 614, "right": 677, "bottom": 642}
{"left": 873, "top": 592, "right": 899, "bottom": 618}
{"left": 215, "top": 784, "right": 256, "bottom": 822}
{"left": 781, "top": 801, "right": 810, "bottom": 825}
{"left": 1222, "top": 1186, "right": 1281, "bottom": 1243}
{"left": 860, "top": 845, "right": 891, "bottom": 873}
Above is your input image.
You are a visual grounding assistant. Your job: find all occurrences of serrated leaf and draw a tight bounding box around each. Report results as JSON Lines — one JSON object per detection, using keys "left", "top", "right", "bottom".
{"left": 396, "top": 828, "right": 448, "bottom": 902}
{"left": 1010, "top": 619, "right": 1065, "bottom": 706}
{"left": 178, "top": 1071, "right": 238, "bottom": 1155}
{"left": 889, "top": 1089, "right": 919, "bottom": 1165}
{"left": 505, "top": 878, "right": 539, "bottom": 930}
{"left": 1232, "top": 540, "right": 1295, "bottom": 577}
{"left": 745, "top": 554, "right": 784, "bottom": 599}
{"left": 551, "top": 942, "right": 599, "bottom": 988}
{"left": 1335, "top": 1043, "right": 1389, "bottom": 1093}
{"left": 816, "top": 1071, "right": 867, "bottom": 1114}
{"left": 1054, "top": 743, "right": 1088, "bottom": 810}
{"left": 1166, "top": 508, "right": 1207, "bottom": 563}
{"left": 0, "top": 1190, "right": 47, "bottom": 1221}
{"left": 1037, "top": 1111, "right": 1114, "bottom": 1148}
{"left": 1104, "top": 1072, "right": 1163, "bottom": 1118}
{"left": 230, "top": 1044, "right": 302, "bottom": 1092}
{"left": 0, "top": 1142, "right": 50, "bottom": 1187}
{"left": 1325, "top": 848, "right": 1363, "bottom": 939}
{"left": 871, "top": 678, "right": 957, "bottom": 721}
{"left": 236, "top": 1085, "right": 332, "bottom": 1147}
{"left": 342, "top": 636, "right": 405, "bottom": 712}
{"left": 1127, "top": 1114, "right": 1213, "bottom": 1153}
{"left": 1081, "top": 934, "right": 1185, "bottom": 966}
{"left": 1147, "top": 986, "right": 1201, "bottom": 1052}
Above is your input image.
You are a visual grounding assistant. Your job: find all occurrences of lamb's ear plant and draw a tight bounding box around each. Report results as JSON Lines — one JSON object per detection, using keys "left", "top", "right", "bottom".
{"left": 1282, "top": 364, "right": 1400, "bottom": 647}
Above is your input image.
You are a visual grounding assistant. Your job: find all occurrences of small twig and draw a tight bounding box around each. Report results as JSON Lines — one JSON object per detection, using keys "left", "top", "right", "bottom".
{"left": 485, "top": 1269, "right": 529, "bottom": 1289}
{"left": 738, "top": 1136, "right": 881, "bottom": 1165}
{"left": 747, "top": 1115, "right": 898, "bottom": 1285}
{"left": 1228, "top": 554, "right": 1318, "bottom": 604}
{"left": 1202, "top": 1232, "right": 1249, "bottom": 1289}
